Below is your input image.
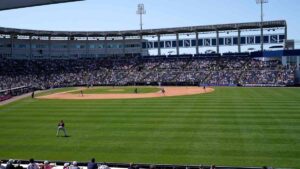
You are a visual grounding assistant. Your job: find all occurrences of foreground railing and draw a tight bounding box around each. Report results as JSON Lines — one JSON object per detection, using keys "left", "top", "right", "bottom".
{"left": 0, "top": 159, "right": 271, "bottom": 169}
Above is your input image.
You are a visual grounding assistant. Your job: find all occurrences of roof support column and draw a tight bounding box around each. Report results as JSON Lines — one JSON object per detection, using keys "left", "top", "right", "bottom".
{"left": 67, "top": 35, "right": 71, "bottom": 59}
{"left": 260, "top": 23, "right": 264, "bottom": 52}
{"left": 139, "top": 34, "right": 143, "bottom": 57}
{"left": 176, "top": 33, "right": 180, "bottom": 55}
{"left": 123, "top": 36, "right": 126, "bottom": 57}
{"left": 297, "top": 56, "right": 300, "bottom": 70}
{"left": 48, "top": 36, "right": 51, "bottom": 59}
{"left": 238, "top": 28, "right": 241, "bottom": 53}
{"left": 216, "top": 30, "right": 220, "bottom": 54}
{"left": 282, "top": 56, "right": 287, "bottom": 66}
{"left": 10, "top": 34, "right": 14, "bottom": 59}
{"left": 29, "top": 35, "right": 32, "bottom": 59}
{"left": 285, "top": 24, "right": 288, "bottom": 48}
{"left": 86, "top": 35, "right": 89, "bottom": 58}
{"left": 104, "top": 36, "right": 108, "bottom": 57}
{"left": 157, "top": 34, "right": 161, "bottom": 56}
{"left": 195, "top": 32, "right": 199, "bottom": 55}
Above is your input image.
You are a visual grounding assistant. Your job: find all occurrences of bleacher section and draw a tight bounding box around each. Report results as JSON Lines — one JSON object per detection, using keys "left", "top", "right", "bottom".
{"left": 0, "top": 54, "right": 295, "bottom": 92}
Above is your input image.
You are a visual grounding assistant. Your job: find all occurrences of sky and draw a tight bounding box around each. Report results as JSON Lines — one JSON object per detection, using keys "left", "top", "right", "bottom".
{"left": 0, "top": 0, "right": 299, "bottom": 41}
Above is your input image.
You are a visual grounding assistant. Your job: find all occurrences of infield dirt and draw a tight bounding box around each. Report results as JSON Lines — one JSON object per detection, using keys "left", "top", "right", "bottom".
{"left": 37, "top": 86, "right": 214, "bottom": 100}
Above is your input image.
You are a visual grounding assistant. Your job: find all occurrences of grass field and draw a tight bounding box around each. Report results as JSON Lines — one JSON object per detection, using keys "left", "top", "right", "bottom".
{"left": 0, "top": 87, "right": 299, "bottom": 168}
{"left": 70, "top": 86, "right": 161, "bottom": 94}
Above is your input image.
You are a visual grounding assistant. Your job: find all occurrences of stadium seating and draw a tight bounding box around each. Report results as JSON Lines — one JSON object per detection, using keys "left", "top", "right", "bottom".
{"left": 0, "top": 55, "right": 296, "bottom": 91}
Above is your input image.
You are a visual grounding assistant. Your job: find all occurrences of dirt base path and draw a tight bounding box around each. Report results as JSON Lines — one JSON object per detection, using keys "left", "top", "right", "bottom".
{"left": 37, "top": 87, "right": 214, "bottom": 100}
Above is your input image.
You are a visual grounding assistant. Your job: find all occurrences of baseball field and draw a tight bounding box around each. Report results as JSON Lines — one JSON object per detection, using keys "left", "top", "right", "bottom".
{"left": 0, "top": 87, "right": 299, "bottom": 168}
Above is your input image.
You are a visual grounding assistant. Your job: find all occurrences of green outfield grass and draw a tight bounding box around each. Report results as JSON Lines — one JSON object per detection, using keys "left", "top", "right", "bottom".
{"left": 70, "top": 86, "right": 161, "bottom": 94}
{"left": 0, "top": 87, "right": 299, "bottom": 168}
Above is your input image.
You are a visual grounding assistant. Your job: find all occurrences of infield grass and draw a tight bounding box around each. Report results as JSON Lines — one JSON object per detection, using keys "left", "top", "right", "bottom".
{"left": 0, "top": 87, "right": 299, "bottom": 168}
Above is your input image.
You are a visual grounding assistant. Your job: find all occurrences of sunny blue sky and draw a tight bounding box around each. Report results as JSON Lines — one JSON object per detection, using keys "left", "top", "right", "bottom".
{"left": 0, "top": 0, "right": 299, "bottom": 41}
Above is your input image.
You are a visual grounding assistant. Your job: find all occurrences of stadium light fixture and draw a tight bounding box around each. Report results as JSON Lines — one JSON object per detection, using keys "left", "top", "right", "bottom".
{"left": 256, "top": 0, "right": 268, "bottom": 52}
{"left": 136, "top": 3, "right": 146, "bottom": 31}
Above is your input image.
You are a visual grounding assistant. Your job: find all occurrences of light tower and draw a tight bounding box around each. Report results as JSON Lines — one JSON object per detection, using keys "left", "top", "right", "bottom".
{"left": 256, "top": 0, "right": 268, "bottom": 52}
{"left": 136, "top": 3, "right": 146, "bottom": 31}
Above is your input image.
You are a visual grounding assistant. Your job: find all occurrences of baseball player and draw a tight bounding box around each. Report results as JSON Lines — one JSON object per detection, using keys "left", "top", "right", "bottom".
{"left": 56, "top": 120, "right": 68, "bottom": 137}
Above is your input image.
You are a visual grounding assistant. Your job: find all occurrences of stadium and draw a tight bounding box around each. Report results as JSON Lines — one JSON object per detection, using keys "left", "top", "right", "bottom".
{"left": 0, "top": 0, "right": 299, "bottom": 169}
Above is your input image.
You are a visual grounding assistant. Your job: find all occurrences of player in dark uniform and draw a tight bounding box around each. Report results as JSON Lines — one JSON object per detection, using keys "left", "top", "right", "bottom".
{"left": 80, "top": 90, "right": 83, "bottom": 97}
{"left": 134, "top": 88, "right": 138, "bottom": 94}
{"left": 31, "top": 91, "right": 35, "bottom": 98}
{"left": 56, "top": 120, "right": 67, "bottom": 137}
{"left": 161, "top": 88, "right": 165, "bottom": 95}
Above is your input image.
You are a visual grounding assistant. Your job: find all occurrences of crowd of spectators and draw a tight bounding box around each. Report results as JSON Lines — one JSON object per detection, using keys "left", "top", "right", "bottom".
{"left": 0, "top": 158, "right": 108, "bottom": 169}
{"left": 0, "top": 159, "right": 271, "bottom": 169}
{"left": 0, "top": 56, "right": 296, "bottom": 92}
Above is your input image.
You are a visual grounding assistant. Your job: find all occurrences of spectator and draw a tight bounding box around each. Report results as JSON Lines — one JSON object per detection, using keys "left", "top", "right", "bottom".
{"left": 70, "top": 162, "right": 80, "bottom": 169}
{"left": 40, "top": 161, "right": 53, "bottom": 169}
{"left": 128, "top": 163, "right": 134, "bottom": 169}
{"left": 0, "top": 161, "right": 5, "bottom": 169}
{"left": 15, "top": 161, "right": 24, "bottom": 169}
{"left": 63, "top": 163, "right": 70, "bottom": 169}
{"left": 27, "top": 159, "right": 39, "bottom": 169}
{"left": 149, "top": 165, "right": 156, "bottom": 169}
{"left": 6, "top": 159, "right": 15, "bottom": 169}
{"left": 87, "top": 158, "right": 97, "bottom": 169}
{"left": 98, "top": 164, "right": 109, "bottom": 169}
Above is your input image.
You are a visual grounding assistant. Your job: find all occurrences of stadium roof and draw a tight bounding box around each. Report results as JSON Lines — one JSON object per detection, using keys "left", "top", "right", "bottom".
{"left": 0, "top": 20, "right": 286, "bottom": 37}
{"left": 0, "top": 0, "right": 83, "bottom": 11}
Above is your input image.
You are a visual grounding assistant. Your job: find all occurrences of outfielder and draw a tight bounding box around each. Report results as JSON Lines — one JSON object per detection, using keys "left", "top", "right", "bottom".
{"left": 56, "top": 120, "right": 68, "bottom": 137}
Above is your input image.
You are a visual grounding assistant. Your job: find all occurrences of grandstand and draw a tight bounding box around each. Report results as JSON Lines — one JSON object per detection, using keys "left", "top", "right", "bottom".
{"left": 0, "top": 55, "right": 296, "bottom": 89}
